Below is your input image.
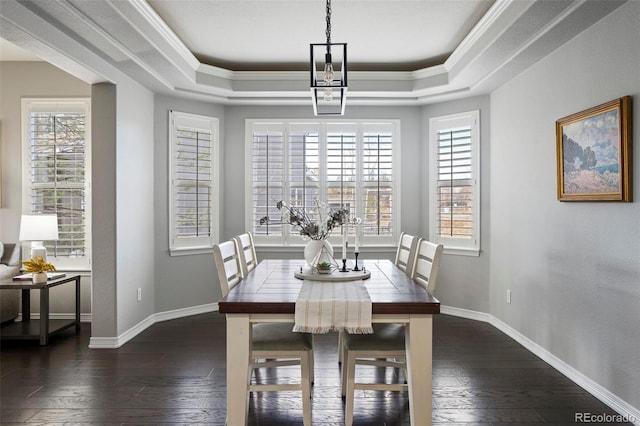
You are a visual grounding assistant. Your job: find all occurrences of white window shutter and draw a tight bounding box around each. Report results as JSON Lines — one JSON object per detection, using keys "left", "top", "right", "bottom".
{"left": 169, "top": 111, "right": 219, "bottom": 254}
{"left": 23, "top": 99, "right": 91, "bottom": 270}
{"left": 429, "top": 111, "right": 480, "bottom": 255}
{"left": 247, "top": 120, "right": 399, "bottom": 246}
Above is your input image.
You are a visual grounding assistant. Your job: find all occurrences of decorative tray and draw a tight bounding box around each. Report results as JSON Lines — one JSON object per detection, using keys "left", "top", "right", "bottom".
{"left": 294, "top": 268, "right": 371, "bottom": 281}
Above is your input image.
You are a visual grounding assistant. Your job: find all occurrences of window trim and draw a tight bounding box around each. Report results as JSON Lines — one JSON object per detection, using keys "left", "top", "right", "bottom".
{"left": 21, "top": 98, "right": 92, "bottom": 270}
{"left": 245, "top": 119, "right": 400, "bottom": 248}
{"left": 429, "top": 110, "right": 480, "bottom": 256}
{"left": 169, "top": 111, "right": 220, "bottom": 256}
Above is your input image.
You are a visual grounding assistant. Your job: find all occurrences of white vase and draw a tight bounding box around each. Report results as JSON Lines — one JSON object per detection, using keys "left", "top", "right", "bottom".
{"left": 32, "top": 272, "right": 48, "bottom": 284}
{"left": 304, "top": 239, "right": 334, "bottom": 269}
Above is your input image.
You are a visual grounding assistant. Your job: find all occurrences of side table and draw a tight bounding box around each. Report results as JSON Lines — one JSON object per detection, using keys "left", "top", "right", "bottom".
{"left": 0, "top": 275, "right": 81, "bottom": 345}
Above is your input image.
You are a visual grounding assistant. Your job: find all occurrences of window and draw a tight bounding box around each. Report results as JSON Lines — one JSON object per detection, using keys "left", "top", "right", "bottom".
{"left": 429, "top": 111, "right": 480, "bottom": 255}
{"left": 246, "top": 120, "right": 399, "bottom": 246}
{"left": 22, "top": 99, "right": 91, "bottom": 270}
{"left": 169, "top": 111, "right": 219, "bottom": 255}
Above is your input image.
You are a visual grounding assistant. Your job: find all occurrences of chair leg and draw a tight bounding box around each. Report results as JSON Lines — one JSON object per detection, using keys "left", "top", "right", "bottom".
{"left": 340, "top": 344, "right": 348, "bottom": 397}
{"left": 310, "top": 336, "right": 315, "bottom": 386}
{"left": 344, "top": 351, "right": 357, "bottom": 426}
{"left": 337, "top": 330, "right": 343, "bottom": 365}
{"left": 301, "top": 350, "right": 312, "bottom": 426}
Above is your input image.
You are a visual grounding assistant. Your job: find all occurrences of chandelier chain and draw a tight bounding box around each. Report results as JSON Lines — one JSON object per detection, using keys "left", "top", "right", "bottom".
{"left": 325, "top": 0, "right": 331, "bottom": 44}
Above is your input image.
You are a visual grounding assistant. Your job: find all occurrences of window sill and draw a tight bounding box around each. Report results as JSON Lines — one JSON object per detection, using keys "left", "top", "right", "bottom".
{"left": 255, "top": 245, "right": 397, "bottom": 254}
{"left": 169, "top": 247, "right": 214, "bottom": 257}
{"left": 442, "top": 246, "right": 480, "bottom": 257}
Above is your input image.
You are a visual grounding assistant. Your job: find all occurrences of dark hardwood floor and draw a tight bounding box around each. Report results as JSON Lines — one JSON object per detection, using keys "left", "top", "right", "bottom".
{"left": 0, "top": 313, "right": 632, "bottom": 425}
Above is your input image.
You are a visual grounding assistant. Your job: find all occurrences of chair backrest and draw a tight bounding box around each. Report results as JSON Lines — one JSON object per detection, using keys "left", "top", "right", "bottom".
{"left": 394, "top": 232, "right": 419, "bottom": 276}
{"left": 213, "top": 240, "right": 243, "bottom": 297}
{"left": 411, "top": 239, "right": 444, "bottom": 294}
{"left": 233, "top": 232, "right": 258, "bottom": 277}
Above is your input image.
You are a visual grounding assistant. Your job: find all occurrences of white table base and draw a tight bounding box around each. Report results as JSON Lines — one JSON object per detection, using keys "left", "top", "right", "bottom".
{"left": 225, "top": 313, "right": 433, "bottom": 426}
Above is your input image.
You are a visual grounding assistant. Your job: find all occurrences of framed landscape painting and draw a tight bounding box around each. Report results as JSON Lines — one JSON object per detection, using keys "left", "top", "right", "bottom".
{"left": 556, "top": 96, "right": 632, "bottom": 201}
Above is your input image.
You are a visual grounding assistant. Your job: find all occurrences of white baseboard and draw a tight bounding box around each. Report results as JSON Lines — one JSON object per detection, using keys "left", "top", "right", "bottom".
{"left": 442, "top": 305, "right": 640, "bottom": 425}
{"left": 440, "top": 305, "right": 492, "bottom": 322}
{"left": 154, "top": 302, "right": 218, "bottom": 323}
{"left": 88, "top": 302, "right": 218, "bottom": 349}
{"left": 18, "top": 313, "right": 92, "bottom": 323}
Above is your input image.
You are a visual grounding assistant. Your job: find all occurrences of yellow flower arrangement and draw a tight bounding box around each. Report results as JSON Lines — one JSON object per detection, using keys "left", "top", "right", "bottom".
{"left": 22, "top": 256, "right": 57, "bottom": 273}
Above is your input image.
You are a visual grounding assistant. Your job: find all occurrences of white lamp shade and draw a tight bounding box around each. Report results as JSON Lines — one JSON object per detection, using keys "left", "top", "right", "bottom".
{"left": 18, "top": 214, "right": 59, "bottom": 241}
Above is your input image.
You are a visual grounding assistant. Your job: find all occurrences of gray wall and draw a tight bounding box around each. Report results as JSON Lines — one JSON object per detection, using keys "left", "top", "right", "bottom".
{"left": 151, "top": 103, "right": 424, "bottom": 308}
{"left": 422, "top": 96, "right": 491, "bottom": 313}
{"left": 153, "top": 95, "right": 224, "bottom": 312}
{"left": 113, "top": 78, "right": 155, "bottom": 335}
{"left": 490, "top": 0, "right": 640, "bottom": 409}
{"left": 91, "top": 83, "right": 117, "bottom": 337}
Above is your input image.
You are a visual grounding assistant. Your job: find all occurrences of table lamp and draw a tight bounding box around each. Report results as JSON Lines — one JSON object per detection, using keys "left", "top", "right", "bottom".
{"left": 18, "top": 214, "right": 59, "bottom": 261}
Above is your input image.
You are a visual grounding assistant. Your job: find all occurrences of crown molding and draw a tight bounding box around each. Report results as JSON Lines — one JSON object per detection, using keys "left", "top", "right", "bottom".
{"left": 0, "top": 0, "right": 627, "bottom": 106}
{"left": 446, "top": 0, "right": 523, "bottom": 69}
{"left": 126, "top": 0, "right": 200, "bottom": 71}
{"left": 54, "top": 0, "right": 176, "bottom": 90}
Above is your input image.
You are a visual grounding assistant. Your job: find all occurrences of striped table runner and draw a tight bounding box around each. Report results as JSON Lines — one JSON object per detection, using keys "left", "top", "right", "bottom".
{"left": 293, "top": 280, "right": 373, "bottom": 334}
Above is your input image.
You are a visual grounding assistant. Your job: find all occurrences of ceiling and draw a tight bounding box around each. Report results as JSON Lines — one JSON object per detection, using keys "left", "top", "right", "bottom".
{"left": 146, "top": 0, "right": 494, "bottom": 72}
{"left": 0, "top": 0, "right": 627, "bottom": 106}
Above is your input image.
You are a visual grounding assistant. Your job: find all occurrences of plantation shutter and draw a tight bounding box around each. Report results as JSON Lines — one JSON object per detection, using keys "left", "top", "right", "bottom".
{"left": 23, "top": 99, "right": 91, "bottom": 269}
{"left": 251, "top": 124, "right": 284, "bottom": 237}
{"left": 289, "top": 124, "right": 320, "bottom": 223}
{"left": 175, "top": 129, "right": 212, "bottom": 237}
{"left": 430, "top": 111, "right": 480, "bottom": 254}
{"left": 362, "top": 124, "right": 394, "bottom": 236}
{"left": 326, "top": 124, "right": 356, "bottom": 215}
{"left": 437, "top": 127, "right": 472, "bottom": 238}
{"left": 29, "top": 111, "right": 86, "bottom": 258}
{"left": 170, "top": 111, "right": 218, "bottom": 252}
{"left": 247, "top": 120, "right": 398, "bottom": 246}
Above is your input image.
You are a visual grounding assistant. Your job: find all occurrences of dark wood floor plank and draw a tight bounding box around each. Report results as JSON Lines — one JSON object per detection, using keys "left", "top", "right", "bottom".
{"left": 1, "top": 313, "right": 633, "bottom": 425}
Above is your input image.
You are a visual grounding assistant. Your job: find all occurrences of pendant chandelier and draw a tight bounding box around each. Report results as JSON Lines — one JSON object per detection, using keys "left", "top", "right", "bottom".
{"left": 310, "top": 0, "right": 347, "bottom": 116}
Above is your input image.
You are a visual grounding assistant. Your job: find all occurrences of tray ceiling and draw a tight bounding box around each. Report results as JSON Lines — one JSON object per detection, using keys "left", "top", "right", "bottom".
{"left": 0, "top": 0, "right": 627, "bottom": 106}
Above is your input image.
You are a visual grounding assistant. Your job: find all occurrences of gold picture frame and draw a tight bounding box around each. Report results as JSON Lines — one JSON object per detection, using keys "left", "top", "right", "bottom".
{"left": 556, "top": 96, "right": 632, "bottom": 201}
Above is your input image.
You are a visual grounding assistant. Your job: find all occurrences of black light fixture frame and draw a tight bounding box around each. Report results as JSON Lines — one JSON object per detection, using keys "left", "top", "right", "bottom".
{"left": 310, "top": 42, "right": 348, "bottom": 116}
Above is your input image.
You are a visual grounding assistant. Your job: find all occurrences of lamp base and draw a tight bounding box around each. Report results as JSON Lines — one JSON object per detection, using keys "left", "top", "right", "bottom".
{"left": 30, "top": 243, "right": 47, "bottom": 262}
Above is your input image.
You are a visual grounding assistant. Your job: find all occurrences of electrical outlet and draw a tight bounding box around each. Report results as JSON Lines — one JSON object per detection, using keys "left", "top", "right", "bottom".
{"left": 506, "top": 289, "right": 511, "bottom": 304}
{"left": 137, "top": 288, "right": 142, "bottom": 302}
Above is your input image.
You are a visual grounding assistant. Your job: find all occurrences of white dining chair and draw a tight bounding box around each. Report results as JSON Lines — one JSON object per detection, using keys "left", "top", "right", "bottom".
{"left": 340, "top": 238, "right": 443, "bottom": 426}
{"left": 213, "top": 239, "right": 313, "bottom": 426}
{"left": 338, "top": 231, "right": 419, "bottom": 366}
{"left": 394, "top": 231, "right": 420, "bottom": 276}
{"left": 233, "top": 231, "right": 258, "bottom": 277}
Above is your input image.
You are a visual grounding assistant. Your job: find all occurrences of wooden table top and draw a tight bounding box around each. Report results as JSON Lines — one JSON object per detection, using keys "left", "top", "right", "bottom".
{"left": 0, "top": 274, "right": 79, "bottom": 289}
{"left": 218, "top": 259, "right": 440, "bottom": 315}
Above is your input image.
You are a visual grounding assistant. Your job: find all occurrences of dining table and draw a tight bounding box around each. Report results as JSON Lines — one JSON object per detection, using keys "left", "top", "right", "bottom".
{"left": 217, "top": 258, "right": 440, "bottom": 425}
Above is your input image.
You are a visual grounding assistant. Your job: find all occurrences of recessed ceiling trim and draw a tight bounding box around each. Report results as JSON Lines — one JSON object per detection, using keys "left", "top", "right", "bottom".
{"left": 54, "top": 0, "right": 176, "bottom": 91}
{"left": 469, "top": 0, "right": 584, "bottom": 92}
{"left": 197, "top": 63, "right": 235, "bottom": 80}
{"left": 127, "top": 0, "right": 199, "bottom": 68}
{"left": 116, "top": 0, "right": 200, "bottom": 78}
{"left": 0, "top": 0, "right": 112, "bottom": 84}
{"left": 1, "top": 0, "right": 627, "bottom": 107}
{"left": 447, "top": 0, "right": 521, "bottom": 68}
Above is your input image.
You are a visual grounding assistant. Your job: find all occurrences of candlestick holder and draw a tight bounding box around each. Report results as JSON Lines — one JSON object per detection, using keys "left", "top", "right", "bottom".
{"left": 352, "top": 252, "right": 361, "bottom": 271}
{"left": 340, "top": 258, "right": 349, "bottom": 272}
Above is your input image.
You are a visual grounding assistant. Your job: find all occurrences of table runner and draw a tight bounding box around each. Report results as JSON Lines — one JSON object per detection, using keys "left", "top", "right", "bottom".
{"left": 293, "top": 279, "right": 373, "bottom": 334}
